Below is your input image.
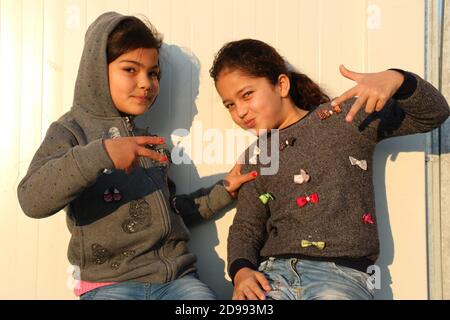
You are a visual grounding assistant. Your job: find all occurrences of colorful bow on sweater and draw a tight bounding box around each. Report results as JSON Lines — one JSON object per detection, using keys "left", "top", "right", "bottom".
{"left": 294, "top": 169, "right": 310, "bottom": 185}
{"left": 259, "top": 193, "right": 274, "bottom": 205}
{"left": 349, "top": 156, "right": 368, "bottom": 171}
{"left": 362, "top": 213, "right": 375, "bottom": 225}
{"left": 301, "top": 240, "right": 326, "bottom": 250}
{"left": 280, "top": 137, "right": 296, "bottom": 151}
{"left": 296, "top": 193, "right": 319, "bottom": 207}
{"left": 316, "top": 105, "right": 342, "bottom": 120}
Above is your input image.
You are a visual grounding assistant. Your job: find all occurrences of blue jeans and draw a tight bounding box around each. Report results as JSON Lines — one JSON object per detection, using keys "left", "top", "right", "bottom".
{"left": 80, "top": 273, "right": 216, "bottom": 300}
{"left": 258, "top": 258, "right": 374, "bottom": 300}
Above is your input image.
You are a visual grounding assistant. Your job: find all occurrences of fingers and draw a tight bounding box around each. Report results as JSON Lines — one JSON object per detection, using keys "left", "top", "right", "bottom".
{"left": 339, "top": 64, "right": 363, "bottom": 82}
{"left": 345, "top": 93, "right": 368, "bottom": 123}
{"left": 243, "top": 287, "right": 261, "bottom": 300}
{"left": 230, "top": 163, "right": 243, "bottom": 174}
{"left": 232, "top": 290, "right": 246, "bottom": 300}
{"left": 226, "top": 171, "right": 257, "bottom": 191}
{"left": 239, "top": 171, "right": 258, "bottom": 183}
{"left": 345, "top": 94, "right": 385, "bottom": 122}
{"left": 365, "top": 94, "right": 378, "bottom": 114}
{"left": 133, "top": 136, "right": 165, "bottom": 146}
{"left": 233, "top": 270, "right": 270, "bottom": 301}
{"left": 255, "top": 272, "right": 272, "bottom": 292}
{"left": 223, "top": 170, "right": 257, "bottom": 197}
{"left": 331, "top": 86, "right": 358, "bottom": 109}
{"left": 136, "top": 146, "right": 168, "bottom": 162}
{"left": 232, "top": 285, "right": 266, "bottom": 300}
{"left": 375, "top": 97, "right": 388, "bottom": 112}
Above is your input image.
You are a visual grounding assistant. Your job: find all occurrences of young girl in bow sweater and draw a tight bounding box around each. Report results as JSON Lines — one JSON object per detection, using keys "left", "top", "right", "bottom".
{"left": 210, "top": 39, "right": 449, "bottom": 300}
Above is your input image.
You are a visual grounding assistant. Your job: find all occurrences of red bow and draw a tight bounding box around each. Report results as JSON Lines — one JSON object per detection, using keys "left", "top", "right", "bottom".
{"left": 362, "top": 213, "right": 375, "bottom": 225}
{"left": 296, "top": 193, "right": 319, "bottom": 207}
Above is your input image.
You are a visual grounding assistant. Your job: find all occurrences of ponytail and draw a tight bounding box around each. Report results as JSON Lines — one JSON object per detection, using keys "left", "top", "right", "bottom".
{"left": 288, "top": 72, "right": 330, "bottom": 110}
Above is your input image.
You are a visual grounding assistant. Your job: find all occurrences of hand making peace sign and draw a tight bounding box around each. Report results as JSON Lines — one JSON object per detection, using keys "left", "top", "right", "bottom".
{"left": 331, "top": 65, "right": 405, "bottom": 123}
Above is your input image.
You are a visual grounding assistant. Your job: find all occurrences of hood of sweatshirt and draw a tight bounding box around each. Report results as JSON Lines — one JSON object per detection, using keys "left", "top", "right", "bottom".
{"left": 72, "top": 12, "right": 132, "bottom": 118}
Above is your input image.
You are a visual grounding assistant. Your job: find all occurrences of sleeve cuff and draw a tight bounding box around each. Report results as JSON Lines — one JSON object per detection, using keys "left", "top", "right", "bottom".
{"left": 388, "top": 69, "right": 418, "bottom": 100}
{"left": 229, "top": 259, "right": 257, "bottom": 284}
{"left": 211, "top": 182, "right": 234, "bottom": 208}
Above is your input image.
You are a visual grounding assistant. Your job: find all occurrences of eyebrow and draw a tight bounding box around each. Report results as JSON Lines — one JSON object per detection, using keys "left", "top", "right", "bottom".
{"left": 119, "top": 60, "right": 159, "bottom": 69}
{"left": 222, "top": 86, "right": 252, "bottom": 104}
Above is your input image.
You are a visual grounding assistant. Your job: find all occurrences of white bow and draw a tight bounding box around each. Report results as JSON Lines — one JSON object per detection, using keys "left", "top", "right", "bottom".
{"left": 294, "top": 169, "right": 311, "bottom": 184}
{"left": 349, "top": 156, "right": 368, "bottom": 171}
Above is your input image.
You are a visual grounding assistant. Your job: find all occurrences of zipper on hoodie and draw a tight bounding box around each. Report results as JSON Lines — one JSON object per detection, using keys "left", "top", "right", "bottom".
{"left": 122, "top": 116, "right": 174, "bottom": 281}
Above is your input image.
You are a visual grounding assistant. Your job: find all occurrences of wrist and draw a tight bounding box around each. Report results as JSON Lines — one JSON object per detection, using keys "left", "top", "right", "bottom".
{"left": 386, "top": 69, "right": 405, "bottom": 91}
{"left": 229, "top": 259, "right": 256, "bottom": 283}
{"left": 388, "top": 69, "right": 417, "bottom": 100}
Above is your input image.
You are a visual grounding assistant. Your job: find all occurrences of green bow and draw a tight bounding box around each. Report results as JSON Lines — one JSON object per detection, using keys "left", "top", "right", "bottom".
{"left": 301, "top": 240, "right": 326, "bottom": 250}
{"left": 259, "top": 193, "right": 274, "bottom": 205}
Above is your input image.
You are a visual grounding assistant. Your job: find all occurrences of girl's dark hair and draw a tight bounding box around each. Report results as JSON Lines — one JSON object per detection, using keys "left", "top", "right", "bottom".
{"left": 107, "top": 16, "right": 163, "bottom": 64}
{"left": 210, "top": 39, "right": 330, "bottom": 109}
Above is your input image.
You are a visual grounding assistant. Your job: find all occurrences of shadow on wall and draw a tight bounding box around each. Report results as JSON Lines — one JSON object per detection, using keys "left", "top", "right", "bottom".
{"left": 136, "top": 44, "right": 233, "bottom": 299}
{"left": 373, "top": 134, "right": 431, "bottom": 300}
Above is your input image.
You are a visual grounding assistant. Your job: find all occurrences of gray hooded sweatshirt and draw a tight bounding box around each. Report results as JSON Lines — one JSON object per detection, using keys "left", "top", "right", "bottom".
{"left": 17, "top": 12, "right": 233, "bottom": 283}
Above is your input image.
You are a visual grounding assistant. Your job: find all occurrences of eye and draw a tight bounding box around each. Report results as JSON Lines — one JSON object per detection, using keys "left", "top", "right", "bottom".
{"left": 148, "top": 71, "right": 160, "bottom": 79}
{"left": 243, "top": 91, "right": 253, "bottom": 98}
{"left": 225, "top": 103, "right": 235, "bottom": 109}
{"left": 124, "top": 68, "right": 136, "bottom": 73}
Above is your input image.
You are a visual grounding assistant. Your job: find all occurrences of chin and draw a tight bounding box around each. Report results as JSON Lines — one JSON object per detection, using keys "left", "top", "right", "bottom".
{"left": 128, "top": 105, "right": 149, "bottom": 116}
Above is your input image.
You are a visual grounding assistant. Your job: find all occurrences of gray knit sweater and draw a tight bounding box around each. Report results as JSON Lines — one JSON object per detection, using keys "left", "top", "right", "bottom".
{"left": 228, "top": 71, "right": 450, "bottom": 280}
{"left": 17, "top": 12, "right": 233, "bottom": 284}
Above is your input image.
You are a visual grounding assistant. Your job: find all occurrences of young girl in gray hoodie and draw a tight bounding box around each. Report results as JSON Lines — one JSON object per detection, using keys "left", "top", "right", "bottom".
{"left": 17, "top": 12, "right": 256, "bottom": 300}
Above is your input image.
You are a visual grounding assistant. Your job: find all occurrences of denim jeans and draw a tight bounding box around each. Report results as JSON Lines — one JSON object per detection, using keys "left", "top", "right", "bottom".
{"left": 80, "top": 273, "right": 216, "bottom": 300}
{"left": 258, "top": 258, "right": 374, "bottom": 300}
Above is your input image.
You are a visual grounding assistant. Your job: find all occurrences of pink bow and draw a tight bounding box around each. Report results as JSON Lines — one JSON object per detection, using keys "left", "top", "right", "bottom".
{"left": 362, "top": 213, "right": 375, "bottom": 225}
{"left": 296, "top": 193, "right": 319, "bottom": 207}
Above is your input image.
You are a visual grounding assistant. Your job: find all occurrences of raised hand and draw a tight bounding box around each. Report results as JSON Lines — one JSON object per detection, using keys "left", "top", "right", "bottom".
{"left": 332, "top": 65, "right": 405, "bottom": 123}
{"left": 103, "top": 136, "right": 167, "bottom": 174}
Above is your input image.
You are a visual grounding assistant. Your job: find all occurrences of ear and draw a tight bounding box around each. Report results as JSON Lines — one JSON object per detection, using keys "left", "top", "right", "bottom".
{"left": 277, "top": 74, "right": 291, "bottom": 98}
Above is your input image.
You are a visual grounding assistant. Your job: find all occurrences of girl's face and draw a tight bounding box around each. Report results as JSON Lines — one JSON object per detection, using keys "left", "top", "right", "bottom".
{"left": 215, "top": 68, "right": 290, "bottom": 134}
{"left": 108, "top": 48, "right": 160, "bottom": 116}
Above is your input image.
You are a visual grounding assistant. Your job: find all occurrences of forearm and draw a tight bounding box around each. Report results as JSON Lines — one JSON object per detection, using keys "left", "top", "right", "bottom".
{"left": 172, "top": 181, "right": 233, "bottom": 225}
{"left": 18, "top": 139, "right": 113, "bottom": 219}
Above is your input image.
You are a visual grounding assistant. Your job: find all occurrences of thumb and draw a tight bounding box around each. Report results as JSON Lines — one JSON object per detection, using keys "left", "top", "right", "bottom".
{"left": 230, "top": 162, "right": 243, "bottom": 175}
{"left": 339, "top": 64, "right": 362, "bottom": 82}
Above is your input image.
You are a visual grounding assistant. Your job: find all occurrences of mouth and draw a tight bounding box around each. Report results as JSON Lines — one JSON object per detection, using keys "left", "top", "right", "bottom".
{"left": 244, "top": 118, "right": 256, "bottom": 128}
{"left": 133, "top": 96, "right": 153, "bottom": 104}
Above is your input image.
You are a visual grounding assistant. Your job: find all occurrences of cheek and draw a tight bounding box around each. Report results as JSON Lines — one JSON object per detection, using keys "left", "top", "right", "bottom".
{"left": 230, "top": 110, "right": 242, "bottom": 125}
{"left": 153, "top": 80, "right": 160, "bottom": 93}
{"left": 109, "top": 73, "right": 128, "bottom": 99}
{"left": 249, "top": 98, "right": 271, "bottom": 117}
{"left": 258, "top": 95, "right": 281, "bottom": 116}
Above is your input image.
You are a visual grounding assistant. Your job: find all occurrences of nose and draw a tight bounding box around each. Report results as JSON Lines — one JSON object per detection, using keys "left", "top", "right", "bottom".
{"left": 138, "top": 73, "right": 151, "bottom": 91}
{"left": 235, "top": 102, "right": 248, "bottom": 119}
